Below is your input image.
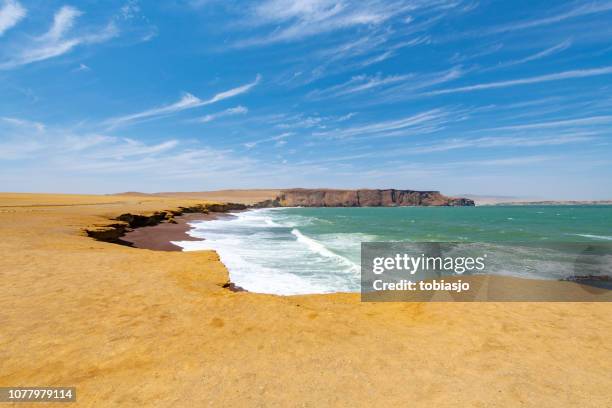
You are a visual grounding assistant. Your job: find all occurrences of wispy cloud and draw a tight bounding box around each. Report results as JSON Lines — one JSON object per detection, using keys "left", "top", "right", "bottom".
{"left": 397, "top": 133, "right": 596, "bottom": 154}
{"left": 485, "top": 115, "right": 612, "bottom": 131}
{"left": 316, "top": 32, "right": 429, "bottom": 69}
{"left": 487, "top": 2, "right": 612, "bottom": 34}
{"left": 309, "top": 72, "right": 413, "bottom": 99}
{"left": 237, "top": 0, "right": 399, "bottom": 46}
{"left": 271, "top": 112, "right": 357, "bottom": 130}
{"left": 314, "top": 109, "right": 450, "bottom": 139}
{"left": 426, "top": 66, "right": 612, "bottom": 95}
{"left": 107, "top": 75, "right": 260, "bottom": 127}
{"left": 0, "top": 121, "right": 325, "bottom": 192}
{"left": 1, "top": 116, "right": 45, "bottom": 132}
{"left": 0, "top": 5, "right": 118, "bottom": 69}
{"left": 299, "top": 133, "right": 593, "bottom": 164}
{"left": 472, "top": 155, "right": 558, "bottom": 166}
{"left": 449, "top": 43, "right": 504, "bottom": 64}
{"left": 485, "top": 40, "right": 572, "bottom": 71}
{"left": 243, "top": 132, "right": 293, "bottom": 149}
{"left": 317, "top": 32, "right": 390, "bottom": 62}
{"left": 235, "top": 0, "right": 461, "bottom": 47}
{"left": 0, "top": 0, "right": 25, "bottom": 36}
{"left": 194, "top": 105, "right": 248, "bottom": 123}
{"left": 255, "top": 2, "right": 459, "bottom": 86}
{"left": 376, "top": 67, "right": 463, "bottom": 101}
{"left": 72, "top": 63, "right": 91, "bottom": 72}
{"left": 337, "top": 112, "right": 357, "bottom": 121}
{"left": 310, "top": 66, "right": 463, "bottom": 100}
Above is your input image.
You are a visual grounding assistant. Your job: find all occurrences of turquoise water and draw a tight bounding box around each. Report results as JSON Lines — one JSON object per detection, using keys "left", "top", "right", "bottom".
{"left": 173, "top": 206, "right": 612, "bottom": 294}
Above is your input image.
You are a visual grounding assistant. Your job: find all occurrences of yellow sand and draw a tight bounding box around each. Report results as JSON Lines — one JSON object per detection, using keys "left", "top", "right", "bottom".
{"left": 0, "top": 193, "right": 610, "bottom": 407}
{"left": 113, "top": 189, "right": 281, "bottom": 205}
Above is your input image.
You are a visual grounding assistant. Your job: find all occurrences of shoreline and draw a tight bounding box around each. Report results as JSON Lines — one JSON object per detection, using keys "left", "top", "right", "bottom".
{"left": 122, "top": 212, "right": 235, "bottom": 251}
{"left": 121, "top": 210, "right": 248, "bottom": 292}
{"left": 119, "top": 205, "right": 612, "bottom": 296}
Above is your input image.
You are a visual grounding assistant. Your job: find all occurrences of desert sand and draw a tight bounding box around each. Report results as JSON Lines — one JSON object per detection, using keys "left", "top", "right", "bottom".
{"left": 0, "top": 192, "right": 610, "bottom": 407}
{"left": 113, "top": 189, "right": 280, "bottom": 205}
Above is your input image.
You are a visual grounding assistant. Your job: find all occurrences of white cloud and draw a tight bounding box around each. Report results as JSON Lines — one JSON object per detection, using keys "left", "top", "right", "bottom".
{"left": 337, "top": 112, "right": 357, "bottom": 121}
{"left": 243, "top": 132, "right": 293, "bottom": 149}
{"left": 194, "top": 105, "right": 248, "bottom": 123}
{"left": 120, "top": 0, "right": 140, "bottom": 20}
{"left": 271, "top": 112, "right": 358, "bottom": 131}
{"left": 298, "top": 133, "right": 594, "bottom": 165}
{"left": 512, "top": 40, "right": 571, "bottom": 64}
{"left": 0, "top": 5, "right": 118, "bottom": 69}
{"left": 310, "top": 66, "right": 463, "bottom": 102}
{"left": 397, "top": 134, "right": 596, "bottom": 155}
{"left": 309, "top": 73, "right": 413, "bottom": 99}
{"left": 472, "top": 155, "right": 557, "bottom": 166}
{"left": 1, "top": 116, "right": 45, "bottom": 132}
{"left": 0, "top": 117, "right": 605, "bottom": 198}
{"left": 73, "top": 63, "right": 91, "bottom": 72}
{"left": 314, "top": 109, "right": 449, "bottom": 139}
{"left": 0, "top": 0, "right": 25, "bottom": 36}
{"left": 107, "top": 75, "right": 260, "bottom": 127}
{"left": 318, "top": 33, "right": 389, "bottom": 61}
{"left": 485, "top": 115, "right": 612, "bottom": 131}
{"left": 310, "top": 66, "right": 463, "bottom": 100}
{"left": 426, "top": 66, "right": 612, "bottom": 96}
{"left": 485, "top": 40, "right": 572, "bottom": 71}
{"left": 235, "top": 0, "right": 450, "bottom": 46}
{"left": 46, "top": 6, "right": 82, "bottom": 40}
{"left": 108, "top": 93, "right": 201, "bottom": 126}
{"left": 488, "top": 2, "right": 612, "bottom": 34}
{"left": 358, "top": 50, "right": 395, "bottom": 67}
{"left": 0, "top": 121, "right": 331, "bottom": 192}
{"left": 205, "top": 75, "right": 261, "bottom": 103}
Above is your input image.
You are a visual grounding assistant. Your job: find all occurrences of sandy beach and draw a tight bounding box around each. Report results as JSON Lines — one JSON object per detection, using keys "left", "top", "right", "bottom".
{"left": 1, "top": 192, "right": 611, "bottom": 407}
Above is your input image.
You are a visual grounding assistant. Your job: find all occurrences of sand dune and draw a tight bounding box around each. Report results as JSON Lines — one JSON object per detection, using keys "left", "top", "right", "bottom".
{"left": 0, "top": 193, "right": 610, "bottom": 407}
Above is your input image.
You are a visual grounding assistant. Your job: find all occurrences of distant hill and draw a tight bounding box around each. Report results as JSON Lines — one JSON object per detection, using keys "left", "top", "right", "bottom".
{"left": 461, "top": 195, "right": 612, "bottom": 206}
{"left": 485, "top": 200, "right": 612, "bottom": 206}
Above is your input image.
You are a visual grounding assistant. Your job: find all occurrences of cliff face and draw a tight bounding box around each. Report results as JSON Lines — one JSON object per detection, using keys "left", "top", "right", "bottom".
{"left": 257, "top": 189, "right": 474, "bottom": 207}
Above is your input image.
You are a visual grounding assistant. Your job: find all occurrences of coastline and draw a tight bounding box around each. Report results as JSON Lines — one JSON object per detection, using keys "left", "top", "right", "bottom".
{"left": 122, "top": 205, "right": 612, "bottom": 294}
{"left": 122, "top": 212, "right": 234, "bottom": 251}
{"left": 1, "top": 193, "right": 611, "bottom": 406}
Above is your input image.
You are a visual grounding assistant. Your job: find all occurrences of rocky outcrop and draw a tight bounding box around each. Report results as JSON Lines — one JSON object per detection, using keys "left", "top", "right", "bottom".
{"left": 257, "top": 189, "right": 474, "bottom": 207}
{"left": 84, "top": 202, "right": 247, "bottom": 245}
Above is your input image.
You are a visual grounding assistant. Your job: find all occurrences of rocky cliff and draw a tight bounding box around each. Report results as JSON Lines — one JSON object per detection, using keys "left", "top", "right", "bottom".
{"left": 255, "top": 189, "right": 474, "bottom": 207}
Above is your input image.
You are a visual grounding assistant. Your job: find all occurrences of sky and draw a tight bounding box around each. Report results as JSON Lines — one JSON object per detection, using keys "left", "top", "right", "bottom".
{"left": 0, "top": 0, "right": 611, "bottom": 199}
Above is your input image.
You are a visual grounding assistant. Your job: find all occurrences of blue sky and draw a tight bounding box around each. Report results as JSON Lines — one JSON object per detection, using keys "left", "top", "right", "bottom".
{"left": 1, "top": 0, "right": 611, "bottom": 199}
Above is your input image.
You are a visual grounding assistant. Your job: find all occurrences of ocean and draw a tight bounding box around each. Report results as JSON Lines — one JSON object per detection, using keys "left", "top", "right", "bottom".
{"left": 172, "top": 206, "right": 612, "bottom": 295}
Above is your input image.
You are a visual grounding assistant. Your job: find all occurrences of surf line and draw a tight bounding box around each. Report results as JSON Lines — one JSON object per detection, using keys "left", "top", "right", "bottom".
{"left": 291, "top": 228, "right": 359, "bottom": 272}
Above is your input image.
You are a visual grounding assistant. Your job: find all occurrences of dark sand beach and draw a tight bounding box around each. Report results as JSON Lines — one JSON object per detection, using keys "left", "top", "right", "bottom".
{"left": 122, "top": 212, "right": 232, "bottom": 251}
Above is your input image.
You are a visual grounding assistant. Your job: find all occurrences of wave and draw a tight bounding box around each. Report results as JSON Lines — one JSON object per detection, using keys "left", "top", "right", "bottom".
{"left": 291, "top": 228, "right": 359, "bottom": 272}
{"left": 172, "top": 207, "right": 612, "bottom": 295}
{"left": 573, "top": 234, "right": 612, "bottom": 241}
{"left": 173, "top": 210, "right": 362, "bottom": 295}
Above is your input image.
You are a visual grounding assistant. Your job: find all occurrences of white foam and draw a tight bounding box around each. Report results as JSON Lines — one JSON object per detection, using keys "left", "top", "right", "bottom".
{"left": 172, "top": 209, "right": 361, "bottom": 295}
{"left": 574, "top": 234, "right": 612, "bottom": 241}
{"left": 291, "top": 228, "right": 359, "bottom": 271}
{"left": 171, "top": 208, "right": 612, "bottom": 294}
